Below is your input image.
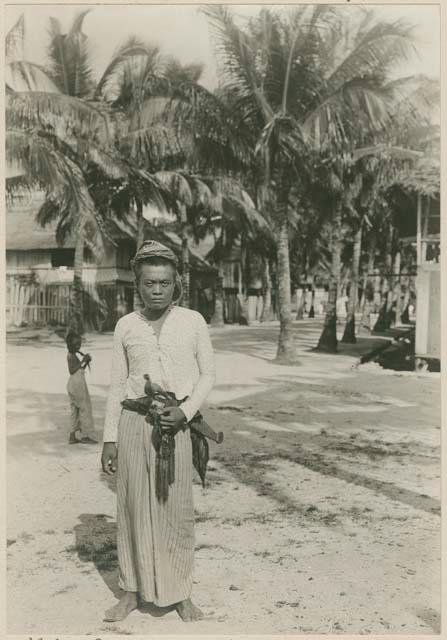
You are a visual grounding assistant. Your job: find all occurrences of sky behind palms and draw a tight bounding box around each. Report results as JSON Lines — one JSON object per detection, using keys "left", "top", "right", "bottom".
{"left": 5, "top": 3, "right": 441, "bottom": 90}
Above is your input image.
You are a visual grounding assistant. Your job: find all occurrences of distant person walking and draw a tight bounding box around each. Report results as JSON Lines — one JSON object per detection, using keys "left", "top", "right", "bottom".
{"left": 66, "top": 331, "right": 97, "bottom": 444}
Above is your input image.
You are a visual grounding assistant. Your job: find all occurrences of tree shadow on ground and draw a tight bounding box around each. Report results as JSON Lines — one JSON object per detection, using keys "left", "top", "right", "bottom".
{"left": 74, "top": 514, "right": 120, "bottom": 597}
{"left": 73, "top": 514, "right": 180, "bottom": 620}
{"left": 210, "top": 321, "right": 389, "bottom": 365}
{"left": 306, "top": 336, "right": 391, "bottom": 358}
{"left": 210, "top": 323, "right": 323, "bottom": 362}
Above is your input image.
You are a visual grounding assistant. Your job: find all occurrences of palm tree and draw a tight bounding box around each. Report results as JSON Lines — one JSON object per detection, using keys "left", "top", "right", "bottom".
{"left": 151, "top": 170, "right": 217, "bottom": 308}
{"left": 201, "top": 5, "right": 421, "bottom": 361}
{"left": 6, "top": 12, "right": 169, "bottom": 332}
{"left": 111, "top": 59, "right": 252, "bottom": 238}
{"left": 340, "top": 75, "right": 439, "bottom": 341}
{"left": 106, "top": 50, "right": 266, "bottom": 318}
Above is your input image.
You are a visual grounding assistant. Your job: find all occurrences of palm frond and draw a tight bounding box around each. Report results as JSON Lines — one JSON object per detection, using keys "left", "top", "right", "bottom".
{"left": 352, "top": 144, "right": 422, "bottom": 162}
{"left": 385, "top": 74, "right": 440, "bottom": 135}
{"left": 6, "top": 128, "right": 104, "bottom": 255}
{"left": 154, "top": 170, "right": 195, "bottom": 208}
{"left": 164, "top": 57, "right": 204, "bottom": 84}
{"left": 94, "top": 38, "right": 160, "bottom": 100}
{"left": 47, "top": 11, "right": 93, "bottom": 97}
{"left": 6, "top": 91, "right": 111, "bottom": 144}
{"left": 119, "top": 96, "right": 185, "bottom": 168}
{"left": 6, "top": 13, "right": 25, "bottom": 60}
{"left": 68, "top": 9, "right": 91, "bottom": 38}
{"left": 134, "top": 168, "right": 173, "bottom": 211}
{"left": 121, "top": 87, "right": 251, "bottom": 173}
{"left": 202, "top": 5, "right": 274, "bottom": 122}
{"left": 326, "top": 17, "right": 416, "bottom": 93}
{"left": 6, "top": 60, "right": 60, "bottom": 92}
{"left": 302, "top": 78, "right": 392, "bottom": 148}
{"left": 47, "top": 17, "right": 69, "bottom": 94}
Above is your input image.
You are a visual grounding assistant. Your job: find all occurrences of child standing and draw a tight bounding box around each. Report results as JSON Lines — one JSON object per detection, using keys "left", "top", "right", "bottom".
{"left": 66, "top": 331, "right": 97, "bottom": 444}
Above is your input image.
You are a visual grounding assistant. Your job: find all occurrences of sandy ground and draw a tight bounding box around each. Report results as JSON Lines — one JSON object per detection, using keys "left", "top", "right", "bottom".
{"left": 6, "top": 320, "right": 441, "bottom": 635}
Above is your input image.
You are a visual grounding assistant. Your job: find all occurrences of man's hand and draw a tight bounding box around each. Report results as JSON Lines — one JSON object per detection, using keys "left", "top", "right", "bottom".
{"left": 101, "top": 442, "right": 118, "bottom": 475}
{"left": 160, "top": 406, "right": 187, "bottom": 434}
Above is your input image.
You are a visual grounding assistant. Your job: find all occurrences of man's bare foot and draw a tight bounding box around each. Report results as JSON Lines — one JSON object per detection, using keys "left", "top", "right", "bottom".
{"left": 176, "top": 598, "right": 204, "bottom": 622}
{"left": 104, "top": 591, "right": 138, "bottom": 622}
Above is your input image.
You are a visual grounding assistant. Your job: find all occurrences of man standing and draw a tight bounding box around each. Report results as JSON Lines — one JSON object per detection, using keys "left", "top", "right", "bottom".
{"left": 101, "top": 241, "right": 215, "bottom": 622}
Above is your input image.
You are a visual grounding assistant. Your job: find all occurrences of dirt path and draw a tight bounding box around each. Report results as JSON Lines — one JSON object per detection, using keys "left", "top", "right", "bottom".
{"left": 6, "top": 321, "right": 441, "bottom": 634}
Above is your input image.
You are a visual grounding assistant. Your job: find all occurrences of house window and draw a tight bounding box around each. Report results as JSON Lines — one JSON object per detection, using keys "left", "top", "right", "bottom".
{"left": 51, "top": 249, "right": 75, "bottom": 267}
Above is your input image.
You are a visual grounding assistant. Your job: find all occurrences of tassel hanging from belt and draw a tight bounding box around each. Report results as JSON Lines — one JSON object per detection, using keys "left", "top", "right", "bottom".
{"left": 155, "top": 418, "right": 176, "bottom": 503}
{"left": 121, "top": 375, "right": 224, "bottom": 503}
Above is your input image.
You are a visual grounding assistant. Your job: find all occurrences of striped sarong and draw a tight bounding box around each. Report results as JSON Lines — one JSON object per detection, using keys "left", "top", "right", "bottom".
{"left": 116, "top": 409, "right": 194, "bottom": 606}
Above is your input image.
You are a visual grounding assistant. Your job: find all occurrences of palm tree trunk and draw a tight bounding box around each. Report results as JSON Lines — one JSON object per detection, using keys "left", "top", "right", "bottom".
{"left": 316, "top": 201, "right": 342, "bottom": 353}
{"left": 261, "top": 259, "right": 273, "bottom": 322}
{"left": 210, "top": 261, "right": 225, "bottom": 327}
{"left": 373, "top": 268, "right": 382, "bottom": 311}
{"left": 308, "top": 275, "right": 315, "bottom": 318}
{"left": 275, "top": 213, "right": 297, "bottom": 363}
{"left": 136, "top": 200, "right": 145, "bottom": 248}
{"left": 360, "top": 235, "right": 376, "bottom": 329}
{"left": 133, "top": 201, "right": 144, "bottom": 312}
{"left": 342, "top": 223, "right": 362, "bottom": 343}
{"left": 295, "top": 251, "right": 308, "bottom": 320}
{"left": 180, "top": 204, "right": 190, "bottom": 308}
{"left": 373, "top": 222, "right": 393, "bottom": 332}
{"left": 69, "top": 232, "right": 84, "bottom": 335}
{"left": 296, "top": 288, "right": 305, "bottom": 320}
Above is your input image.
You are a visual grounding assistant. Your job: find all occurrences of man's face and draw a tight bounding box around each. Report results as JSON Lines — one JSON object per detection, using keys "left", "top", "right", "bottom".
{"left": 138, "top": 263, "right": 175, "bottom": 310}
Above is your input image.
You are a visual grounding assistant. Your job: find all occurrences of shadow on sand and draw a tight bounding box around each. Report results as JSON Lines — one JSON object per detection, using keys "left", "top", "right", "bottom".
{"left": 73, "top": 514, "right": 176, "bottom": 619}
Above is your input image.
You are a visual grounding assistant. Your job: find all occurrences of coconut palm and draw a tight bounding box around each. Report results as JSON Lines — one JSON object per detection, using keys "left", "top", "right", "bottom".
{"left": 339, "top": 74, "right": 439, "bottom": 342}
{"left": 105, "top": 52, "right": 264, "bottom": 318}
{"left": 202, "top": 180, "right": 274, "bottom": 325}
{"left": 5, "top": 12, "right": 170, "bottom": 332}
{"left": 200, "top": 5, "right": 420, "bottom": 361}
{"left": 151, "top": 171, "right": 216, "bottom": 307}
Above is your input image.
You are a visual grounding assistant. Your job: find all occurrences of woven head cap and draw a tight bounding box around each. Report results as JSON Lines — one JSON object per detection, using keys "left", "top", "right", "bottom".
{"left": 130, "top": 240, "right": 179, "bottom": 272}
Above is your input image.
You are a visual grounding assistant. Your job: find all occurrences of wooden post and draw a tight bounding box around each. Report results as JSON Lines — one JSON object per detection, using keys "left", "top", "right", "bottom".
{"left": 392, "top": 249, "right": 402, "bottom": 327}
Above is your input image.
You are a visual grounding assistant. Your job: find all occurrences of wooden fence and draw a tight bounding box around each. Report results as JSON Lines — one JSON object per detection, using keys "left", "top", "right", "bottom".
{"left": 6, "top": 276, "right": 135, "bottom": 330}
{"left": 7, "top": 278, "right": 71, "bottom": 327}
